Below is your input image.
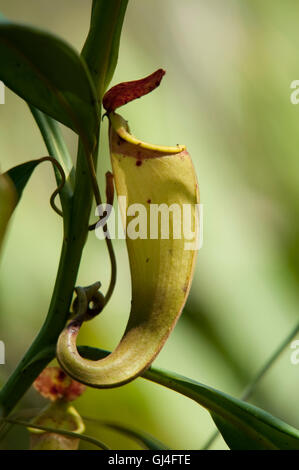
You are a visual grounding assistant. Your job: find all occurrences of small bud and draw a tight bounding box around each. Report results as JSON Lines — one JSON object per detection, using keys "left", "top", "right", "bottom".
{"left": 33, "top": 366, "right": 86, "bottom": 402}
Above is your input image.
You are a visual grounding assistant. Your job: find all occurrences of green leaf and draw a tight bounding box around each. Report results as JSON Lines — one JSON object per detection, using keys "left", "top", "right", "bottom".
{"left": 83, "top": 417, "right": 169, "bottom": 450}
{"left": 0, "top": 18, "right": 99, "bottom": 145}
{"left": 145, "top": 368, "right": 299, "bottom": 450}
{"left": 82, "top": 0, "right": 129, "bottom": 97}
{"left": 104, "top": 422, "right": 169, "bottom": 450}
{"left": 0, "top": 171, "right": 17, "bottom": 252}
{"left": 76, "top": 347, "right": 299, "bottom": 450}
{"left": 1, "top": 417, "right": 110, "bottom": 450}
{"left": 5, "top": 157, "right": 66, "bottom": 217}
{"left": 6, "top": 160, "right": 42, "bottom": 203}
{"left": 29, "top": 106, "right": 74, "bottom": 188}
{"left": 29, "top": 106, "right": 74, "bottom": 218}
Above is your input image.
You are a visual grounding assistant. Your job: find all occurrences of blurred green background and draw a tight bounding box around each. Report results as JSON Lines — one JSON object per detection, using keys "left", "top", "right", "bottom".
{"left": 1, "top": 0, "right": 299, "bottom": 450}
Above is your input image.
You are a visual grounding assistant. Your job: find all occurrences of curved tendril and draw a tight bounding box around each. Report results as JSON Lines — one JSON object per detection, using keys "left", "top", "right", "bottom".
{"left": 71, "top": 282, "right": 105, "bottom": 324}
{"left": 81, "top": 137, "right": 117, "bottom": 306}
{"left": 87, "top": 171, "right": 116, "bottom": 306}
{"left": 88, "top": 171, "right": 114, "bottom": 231}
{"left": 37, "top": 156, "right": 66, "bottom": 217}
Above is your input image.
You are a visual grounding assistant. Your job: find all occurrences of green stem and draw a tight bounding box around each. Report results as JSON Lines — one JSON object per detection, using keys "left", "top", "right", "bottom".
{"left": 202, "top": 320, "right": 299, "bottom": 449}
{"left": 1, "top": 417, "right": 110, "bottom": 450}
{"left": 241, "top": 321, "right": 299, "bottom": 400}
{"left": 0, "top": 152, "right": 92, "bottom": 420}
{"left": 83, "top": 0, "right": 129, "bottom": 98}
{"left": 80, "top": 0, "right": 128, "bottom": 306}
{"left": 0, "top": 0, "right": 128, "bottom": 418}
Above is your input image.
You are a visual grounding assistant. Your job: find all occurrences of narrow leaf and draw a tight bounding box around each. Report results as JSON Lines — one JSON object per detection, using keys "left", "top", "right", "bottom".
{"left": 6, "top": 160, "right": 41, "bottom": 202}
{"left": 0, "top": 171, "right": 17, "bottom": 252}
{"left": 82, "top": 0, "right": 129, "bottom": 97}
{"left": 76, "top": 347, "right": 299, "bottom": 450}
{"left": 29, "top": 106, "right": 74, "bottom": 216}
{"left": 104, "top": 423, "right": 169, "bottom": 450}
{"left": 29, "top": 106, "right": 74, "bottom": 189}
{"left": 83, "top": 417, "right": 169, "bottom": 450}
{"left": 145, "top": 368, "right": 299, "bottom": 450}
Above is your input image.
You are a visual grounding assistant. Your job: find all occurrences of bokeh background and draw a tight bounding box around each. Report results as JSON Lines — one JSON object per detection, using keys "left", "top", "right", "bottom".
{"left": 1, "top": 0, "right": 299, "bottom": 450}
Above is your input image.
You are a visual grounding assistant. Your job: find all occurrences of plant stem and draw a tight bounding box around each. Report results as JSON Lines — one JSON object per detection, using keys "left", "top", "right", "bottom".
{"left": 0, "top": 0, "right": 128, "bottom": 418}
{"left": 202, "top": 319, "right": 299, "bottom": 449}
{"left": 241, "top": 321, "right": 299, "bottom": 400}
{"left": 0, "top": 166, "right": 92, "bottom": 415}
{"left": 83, "top": 0, "right": 129, "bottom": 98}
{"left": 1, "top": 417, "right": 110, "bottom": 450}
